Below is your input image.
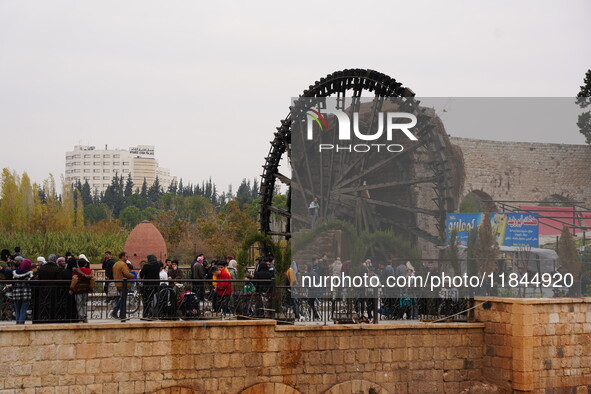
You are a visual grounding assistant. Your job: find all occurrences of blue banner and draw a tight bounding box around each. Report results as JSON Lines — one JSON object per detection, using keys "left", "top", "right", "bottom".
{"left": 446, "top": 212, "right": 539, "bottom": 247}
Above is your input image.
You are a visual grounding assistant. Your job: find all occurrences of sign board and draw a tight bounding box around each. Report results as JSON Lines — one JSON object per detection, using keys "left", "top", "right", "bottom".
{"left": 446, "top": 212, "right": 539, "bottom": 247}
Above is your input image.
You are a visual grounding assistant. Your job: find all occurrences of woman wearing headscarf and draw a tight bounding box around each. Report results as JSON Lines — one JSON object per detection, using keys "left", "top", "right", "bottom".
{"left": 62, "top": 257, "right": 79, "bottom": 321}
{"left": 227, "top": 259, "right": 238, "bottom": 280}
{"left": 69, "top": 258, "right": 94, "bottom": 323}
{"left": 12, "top": 259, "right": 33, "bottom": 324}
{"left": 33, "top": 254, "right": 64, "bottom": 323}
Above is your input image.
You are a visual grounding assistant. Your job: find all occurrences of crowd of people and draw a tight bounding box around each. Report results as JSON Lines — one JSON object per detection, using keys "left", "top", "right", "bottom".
{"left": 1, "top": 245, "right": 443, "bottom": 324}
{"left": 0, "top": 246, "right": 281, "bottom": 324}
{"left": 0, "top": 247, "right": 96, "bottom": 324}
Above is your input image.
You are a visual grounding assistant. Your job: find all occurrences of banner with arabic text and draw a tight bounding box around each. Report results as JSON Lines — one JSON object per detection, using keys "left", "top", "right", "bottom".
{"left": 446, "top": 212, "right": 539, "bottom": 247}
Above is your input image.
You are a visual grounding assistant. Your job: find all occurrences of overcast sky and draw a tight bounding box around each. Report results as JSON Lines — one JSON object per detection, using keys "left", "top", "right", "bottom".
{"left": 1, "top": 0, "right": 590, "bottom": 191}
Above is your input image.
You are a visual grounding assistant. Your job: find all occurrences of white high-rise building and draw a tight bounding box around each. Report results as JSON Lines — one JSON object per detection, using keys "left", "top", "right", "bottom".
{"left": 65, "top": 145, "right": 176, "bottom": 195}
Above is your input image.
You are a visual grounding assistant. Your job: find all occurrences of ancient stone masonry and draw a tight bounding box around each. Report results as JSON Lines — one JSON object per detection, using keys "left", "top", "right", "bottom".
{"left": 450, "top": 137, "right": 591, "bottom": 206}
{"left": 1, "top": 298, "right": 590, "bottom": 393}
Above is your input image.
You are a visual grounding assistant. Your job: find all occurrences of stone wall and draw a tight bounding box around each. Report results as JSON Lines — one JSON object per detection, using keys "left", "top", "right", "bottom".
{"left": 0, "top": 321, "right": 484, "bottom": 393}
{"left": 474, "top": 297, "right": 591, "bottom": 392}
{"left": 450, "top": 137, "right": 591, "bottom": 205}
{"left": 1, "top": 297, "right": 590, "bottom": 393}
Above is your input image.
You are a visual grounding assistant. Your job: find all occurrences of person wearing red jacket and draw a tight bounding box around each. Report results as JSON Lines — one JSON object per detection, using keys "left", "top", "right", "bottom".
{"left": 214, "top": 263, "right": 232, "bottom": 314}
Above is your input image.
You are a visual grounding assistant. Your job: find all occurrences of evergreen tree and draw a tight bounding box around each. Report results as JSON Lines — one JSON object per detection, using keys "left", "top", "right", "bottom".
{"left": 148, "top": 176, "right": 162, "bottom": 203}
{"left": 167, "top": 180, "right": 177, "bottom": 194}
{"left": 81, "top": 180, "right": 92, "bottom": 205}
{"left": 211, "top": 183, "right": 218, "bottom": 206}
{"left": 124, "top": 173, "right": 134, "bottom": 198}
{"left": 576, "top": 69, "right": 591, "bottom": 144}
{"left": 102, "top": 174, "right": 125, "bottom": 216}
{"left": 177, "top": 178, "right": 184, "bottom": 195}
{"left": 236, "top": 178, "right": 253, "bottom": 208}
{"left": 252, "top": 178, "right": 259, "bottom": 199}
{"left": 38, "top": 187, "right": 47, "bottom": 205}
{"left": 205, "top": 178, "right": 212, "bottom": 199}
{"left": 140, "top": 178, "right": 148, "bottom": 201}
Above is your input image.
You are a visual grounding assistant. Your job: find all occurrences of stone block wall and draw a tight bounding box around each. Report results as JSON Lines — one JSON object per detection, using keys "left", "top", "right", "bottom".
{"left": 1, "top": 297, "right": 590, "bottom": 393}
{"left": 0, "top": 321, "right": 484, "bottom": 394}
{"left": 450, "top": 137, "right": 591, "bottom": 205}
{"left": 474, "top": 297, "right": 591, "bottom": 392}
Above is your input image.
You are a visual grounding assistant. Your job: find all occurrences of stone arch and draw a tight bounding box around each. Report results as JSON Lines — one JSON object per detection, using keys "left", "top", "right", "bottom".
{"left": 325, "top": 380, "right": 389, "bottom": 394}
{"left": 460, "top": 190, "right": 497, "bottom": 213}
{"left": 153, "top": 387, "right": 198, "bottom": 394}
{"left": 241, "top": 382, "right": 301, "bottom": 394}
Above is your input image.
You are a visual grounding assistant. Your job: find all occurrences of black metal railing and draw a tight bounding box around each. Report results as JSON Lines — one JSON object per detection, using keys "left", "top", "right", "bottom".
{"left": 0, "top": 279, "right": 472, "bottom": 324}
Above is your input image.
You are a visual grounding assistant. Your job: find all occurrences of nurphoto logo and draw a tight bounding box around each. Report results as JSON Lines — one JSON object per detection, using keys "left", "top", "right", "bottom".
{"left": 305, "top": 103, "right": 418, "bottom": 153}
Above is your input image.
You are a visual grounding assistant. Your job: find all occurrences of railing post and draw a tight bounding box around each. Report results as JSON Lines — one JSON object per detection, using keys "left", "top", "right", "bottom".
{"left": 373, "top": 291, "right": 379, "bottom": 324}
{"left": 271, "top": 279, "right": 276, "bottom": 320}
{"left": 120, "top": 279, "right": 128, "bottom": 321}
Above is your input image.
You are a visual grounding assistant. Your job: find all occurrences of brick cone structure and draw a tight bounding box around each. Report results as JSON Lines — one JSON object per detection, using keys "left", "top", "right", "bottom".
{"left": 124, "top": 221, "right": 167, "bottom": 267}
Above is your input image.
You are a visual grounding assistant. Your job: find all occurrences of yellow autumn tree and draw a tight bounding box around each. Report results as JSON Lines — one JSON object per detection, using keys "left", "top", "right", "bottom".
{"left": 19, "top": 172, "right": 34, "bottom": 225}
{"left": 0, "top": 168, "right": 21, "bottom": 231}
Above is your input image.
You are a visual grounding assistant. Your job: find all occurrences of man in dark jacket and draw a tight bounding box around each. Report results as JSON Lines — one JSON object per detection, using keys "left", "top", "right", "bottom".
{"left": 191, "top": 256, "right": 206, "bottom": 301}
{"left": 102, "top": 251, "right": 115, "bottom": 302}
{"left": 139, "top": 254, "right": 160, "bottom": 318}
{"left": 254, "top": 260, "right": 274, "bottom": 317}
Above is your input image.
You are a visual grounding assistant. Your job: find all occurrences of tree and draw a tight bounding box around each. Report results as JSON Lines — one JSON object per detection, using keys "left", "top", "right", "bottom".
{"left": 80, "top": 180, "right": 92, "bottom": 205}
{"left": 167, "top": 180, "right": 177, "bottom": 194}
{"left": 177, "top": 178, "right": 184, "bottom": 195}
{"left": 251, "top": 178, "right": 259, "bottom": 200}
{"left": 445, "top": 230, "right": 462, "bottom": 276}
{"left": 84, "top": 204, "right": 111, "bottom": 224}
{"left": 236, "top": 179, "right": 253, "bottom": 208}
{"left": 143, "top": 207, "right": 159, "bottom": 221}
{"left": 124, "top": 174, "right": 134, "bottom": 198}
{"left": 140, "top": 178, "right": 148, "bottom": 201}
{"left": 103, "top": 175, "right": 124, "bottom": 216}
{"left": 125, "top": 193, "right": 146, "bottom": 210}
{"left": 0, "top": 168, "right": 20, "bottom": 231}
{"left": 557, "top": 226, "right": 581, "bottom": 284}
{"left": 119, "top": 205, "right": 144, "bottom": 229}
{"left": 576, "top": 69, "right": 591, "bottom": 144}
{"left": 474, "top": 213, "right": 499, "bottom": 276}
{"left": 148, "top": 176, "right": 162, "bottom": 203}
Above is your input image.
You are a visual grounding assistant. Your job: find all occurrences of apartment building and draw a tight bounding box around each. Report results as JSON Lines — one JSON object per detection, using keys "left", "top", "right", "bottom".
{"left": 65, "top": 145, "right": 175, "bottom": 195}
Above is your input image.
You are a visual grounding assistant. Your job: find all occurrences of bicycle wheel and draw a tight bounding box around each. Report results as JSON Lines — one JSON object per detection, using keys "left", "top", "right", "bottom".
{"left": 126, "top": 294, "right": 140, "bottom": 315}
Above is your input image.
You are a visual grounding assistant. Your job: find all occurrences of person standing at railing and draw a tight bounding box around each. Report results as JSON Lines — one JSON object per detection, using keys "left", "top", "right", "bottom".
{"left": 215, "top": 263, "right": 233, "bottom": 314}
{"left": 159, "top": 262, "right": 169, "bottom": 286}
{"left": 169, "top": 260, "right": 183, "bottom": 281}
{"left": 12, "top": 259, "right": 33, "bottom": 324}
{"left": 111, "top": 252, "right": 134, "bottom": 319}
{"left": 254, "top": 259, "right": 274, "bottom": 318}
{"left": 33, "top": 254, "right": 64, "bottom": 323}
{"left": 140, "top": 254, "right": 161, "bottom": 318}
{"left": 285, "top": 262, "right": 300, "bottom": 320}
{"left": 0, "top": 250, "right": 9, "bottom": 280}
{"left": 69, "top": 258, "right": 94, "bottom": 323}
{"left": 62, "top": 257, "right": 80, "bottom": 322}
{"left": 101, "top": 251, "right": 115, "bottom": 303}
{"left": 191, "top": 255, "right": 206, "bottom": 303}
